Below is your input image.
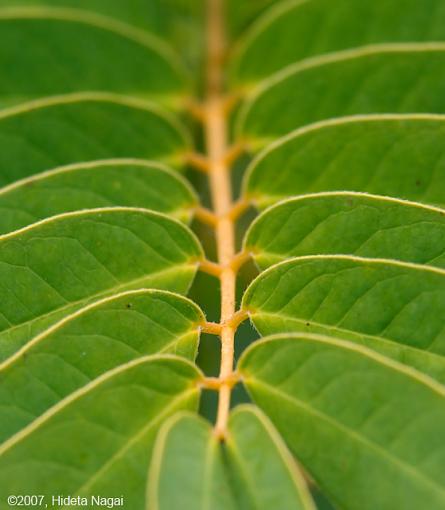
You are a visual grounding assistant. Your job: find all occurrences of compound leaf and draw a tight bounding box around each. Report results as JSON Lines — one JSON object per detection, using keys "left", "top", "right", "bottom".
{"left": 2, "top": 0, "right": 445, "bottom": 508}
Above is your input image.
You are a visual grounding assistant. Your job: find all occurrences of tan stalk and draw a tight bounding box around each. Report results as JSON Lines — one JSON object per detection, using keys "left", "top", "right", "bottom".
{"left": 204, "top": 0, "right": 237, "bottom": 438}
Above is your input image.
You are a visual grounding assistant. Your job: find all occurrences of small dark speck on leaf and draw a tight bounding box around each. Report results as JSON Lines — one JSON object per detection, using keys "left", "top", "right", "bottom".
{"left": 126, "top": 303, "right": 132, "bottom": 309}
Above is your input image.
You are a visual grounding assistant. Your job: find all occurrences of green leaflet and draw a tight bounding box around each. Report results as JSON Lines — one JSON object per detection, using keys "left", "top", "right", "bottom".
{"left": 0, "top": 355, "right": 201, "bottom": 508}
{"left": 0, "top": 0, "right": 151, "bottom": 28}
{"left": 0, "top": 159, "right": 198, "bottom": 233}
{"left": 0, "top": 7, "right": 187, "bottom": 107}
{"left": 0, "top": 0, "right": 199, "bottom": 35}
{"left": 0, "top": 94, "right": 190, "bottom": 186}
{"left": 230, "top": 0, "right": 445, "bottom": 84}
{"left": 242, "top": 256, "right": 445, "bottom": 383}
{"left": 245, "top": 193, "right": 445, "bottom": 269}
{"left": 226, "top": 406, "right": 316, "bottom": 510}
{"left": 0, "top": 0, "right": 205, "bottom": 66}
{"left": 236, "top": 45, "right": 445, "bottom": 142}
{"left": 0, "top": 208, "right": 202, "bottom": 359}
{"left": 243, "top": 116, "right": 445, "bottom": 207}
{"left": 148, "top": 406, "right": 315, "bottom": 510}
{"left": 239, "top": 334, "right": 445, "bottom": 510}
{"left": 311, "top": 489, "right": 337, "bottom": 510}
{"left": 226, "top": 0, "right": 275, "bottom": 40}
{"left": 148, "top": 413, "right": 235, "bottom": 510}
{"left": 0, "top": 289, "right": 204, "bottom": 442}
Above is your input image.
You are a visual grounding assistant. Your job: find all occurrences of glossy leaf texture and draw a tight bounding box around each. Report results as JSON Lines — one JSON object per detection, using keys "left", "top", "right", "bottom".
{"left": 0, "top": 289, "right": 204, "bottom": 442}
{"left": 242, "top": 256, "right": 445, "bottom": 383}
{"left": 245, "top": 193, "right": 445, "bottom": 269}
{"left": 239, "top": 335, "right": 445, "bottom": 510}
{"left": 243, "top": 116, "right": 445, "bottom": 207}
{"left": 0, "top": 356, "right": 201, "bottom": 507}
{"left": 148, "top": 406, "right": 315, "bottom": 510}
{"left": 230, "top": 0, "right": 445, "bottom": 84}
{"left": 0, "top": 208, "right": 202, "bottom": 358}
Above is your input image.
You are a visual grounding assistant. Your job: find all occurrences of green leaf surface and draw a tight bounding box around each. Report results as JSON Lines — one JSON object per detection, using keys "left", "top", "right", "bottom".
{"left": 148, "top": 406, "right": 315, "bottom": 510}
{"left": 239, "top": 334, "right": 445, "bottom": 510}
{"left": 242, "top": 256, "right": 445, "bottom": 382}
{"left": 226, "top": 0, "right": 275, "bottom": 40}
{"left": 231, "top": 0, "right": 445, "bottom": 84}
{"left": 1, "top": 0, "right": 444, "bottom": 507}
{"left": 0, "top": 289, "right": 203, "bottom": 442}
{"left": 0, "top": 7, "right": 187, "bottom": 107}
{"left": 243, "top": 116, "right": 445, "bottom": 207}
{"left": 0, "top": 0, "right": 200, "bottom": 36}
{"left": 236, "top": 45, "right": 445, "bottom": 142}
{"left": 245, "top": 193, "right": 445, "bottom": 269}
{"left": 0, "top": 94, "right": 190, "bottom": 186}
{"left": 0, "top": 159, "right": 197, "bottom": 233}
{"left": 148, "top": 413, "right": 235, "bottom": 510}
{"left": 311, "top": 488, "right": 337, "bottom": 510}
{"left": 226, "top": 406, "right": 316, "bottom": 510}
{"left": 0, "top": 355, "right": 201, "bottom": 508}
{"left": 0, "top": 208, "right": 202, "bottom": 358}
{"left": 0, "top": 0, "right": 205, "bottom": 66}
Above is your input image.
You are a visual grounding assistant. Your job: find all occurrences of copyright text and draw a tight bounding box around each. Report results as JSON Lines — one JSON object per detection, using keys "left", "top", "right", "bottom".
{"left": 6, "top": 495, "right": 124, "bottom": 508}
